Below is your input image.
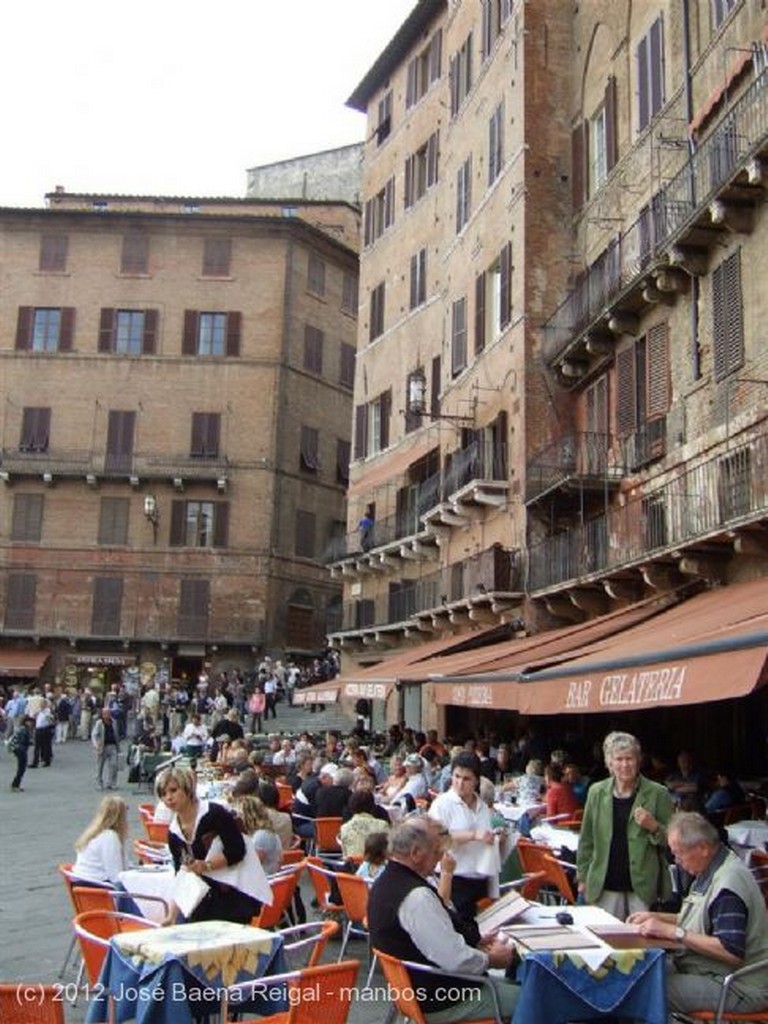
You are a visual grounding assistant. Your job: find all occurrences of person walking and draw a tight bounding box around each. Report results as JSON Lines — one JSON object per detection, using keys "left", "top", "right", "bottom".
{"left": 30, "top": 699, "right": 54, "bottom": 768}
{"left": 9, "top": 716, "right": 34, "bottom": 791}
{"left": 91, "top": 706, "right": 121, "bottom": 790}
{"left": 263, "top": 673, "right": 278, "bottom": 720}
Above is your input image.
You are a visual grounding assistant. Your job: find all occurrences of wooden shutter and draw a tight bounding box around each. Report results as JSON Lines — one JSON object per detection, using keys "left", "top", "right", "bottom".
{"left": 431, "top": 356, "right": 441, "bottom": 418}
{"left": 225, "top": 312, "right": 241, "bottom": 357}
{"left": 21, "top": 407, "right": 51, "bottom": 450}
{"left": 616, "top": 347, "right": 637, "bottom": 436}
{"left": 586, "top": 376, "right": 609, "bottom": 435}
{"left": 213, "top": 502, "right": 229, "bottom": 548}
{"left": 15, "top": 307, "right": 33, "bottom": 350}
{"left": 499, "top": 242, "right": 512, "bottom": 328}
{"left": 449, "top": 55, "right": 459, "bottom": 116}
{"left": 406, "top": 60, "right": 417, "bottom": 108}
{"left": 646, "top": 323, "right": 670, "bottom": 418}
{"left": 336, "top": 439, "right": 351, "bottom": 484}
{"left": 179, "top": 579, "right": 209, "bottom": 638}
{"left": 404, "top": 156, "right": 413, "bottom": 208}
{"left": 106, "top": 410, "right": 135, "bottom": 472}
{"left": 724, "top": 250, "right": 744, "bottom": 377}
{"left": 571, "top": 122, "right": 586, "bottom": 209}
{"left": 99, "top": 309, "right": 115, "bottom": 353}
{"left": 649, "top": 17, "right": 664, "bottom": 118}
{"left": 59, "top": 308, "right": 75, "bottom": 351}
{"left": 637, "top": 33, "right": 649, "bottom": 130}
{"left": 142, "top": 309, "right": 158, "bottom": 355}
{"left": 11, "top": 494, "right": 43, "bottom": 542}
{"left": 475, "top": 272, "right": 486, "bottom": 354}
{"left": 605, "top": 76, "right": 618, "bottom": 172}
{"left": 379, "top": 390, "right": 392, "bottom": 450}
{"left": 40, "top": 234, "right": 68, "bottom": 272}
{"left": 98, "top": 497, "right": 129, "bottom": 545}
{"left": 182, "top": 311, "right": 198, "bottom": 355}
{"left": 354, "top": 405, "right": 368, "bottom": 460}
{"left": 169, "top": 500, "right": 185, "bottom": 546}
{"left": 5, "top": 573, "right": 36, "bottom": 629}
{"left": 430, "top": 29, "right": 442, "bottom": 81}
{"left": 92, "top": 577, "right": 123, "bottom": 635}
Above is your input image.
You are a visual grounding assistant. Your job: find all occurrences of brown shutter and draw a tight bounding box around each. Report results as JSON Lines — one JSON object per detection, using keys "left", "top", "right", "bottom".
{"left": 379, "top": 390, "right": 392, "bottom": 450}
{"left": 646, "top": 323, "right": 670, "bottom": 418}
{"left": 616, "top": 347, "right": 637, "bottom": 437}
{"left": 190, "top": 413, "right": 206, "bottom": 456}
{"left": 500, "top": 242, "right": 512, "bottom": 328}
{"left": 475, "top": 272, "right": 486, "bottom": 354}
{"left": 404, "top": 156, "right": 413, "bottom": 208}
{"left": 354, "top": 405, "right": 367, "bottom": 460}
{"left": 406, "top": 61, "right": 416, "bottom": 107}
{"left": 571, "top": 122, "right": 586, "bottom": 210}
{"left": 15, "top": 307, "right": 33, "bottom": 350}
{"left": 605, "top": 76, "right": 618, "bottom": 171}
{"left": 142, "top": 309, "right": 158, "bottom": 355}
{"left": 59, "top": 308, "right": 75, "bottom": 352}
{"left": 169, "top": 500, "right": 185, "bottom": 546}
{"left": 724, "top": 250, "right": 744, "bottom": 377}
{"left": 430, "top": 356, "right": 441, "bottom": 418}
{"left": 99, "top": 309, "right": 115, "bottom": 353}
{"left": 213, "top": 502, "right": 229, "bottom": 548}
{"left": 182, "top": 311, "right": 198, "bottom": 355}
{"left": 430, "top": 28, "right": 442, "bottom": 80}
{"left": 226, "top": 311, "right": 241, "bottom": 357}
{"left": 637, "top": 34, "right": 649, "bottom": 130}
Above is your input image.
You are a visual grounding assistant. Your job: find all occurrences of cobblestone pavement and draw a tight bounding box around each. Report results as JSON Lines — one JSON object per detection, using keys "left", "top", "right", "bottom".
{"left": 0, "top": 699, "right": 392, "bottom": 1023}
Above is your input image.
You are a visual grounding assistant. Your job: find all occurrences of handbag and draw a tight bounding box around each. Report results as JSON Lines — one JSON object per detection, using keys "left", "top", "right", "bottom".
{"left": 172, "top": 869, "right": 210, "bottom": 918}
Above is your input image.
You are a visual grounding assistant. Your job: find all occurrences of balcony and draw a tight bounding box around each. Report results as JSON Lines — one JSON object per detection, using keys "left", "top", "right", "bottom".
{"left": 543, "top": 66, "right": 768, "bottom": 381}
{"left": 0, "top": 446, "right": 229, "bottom": 487}
{"left": 527, "top": 421, "right": 768, "bottom": 597}
{"left": 526, "top": 432, "right": 625, "bottom": 505}
{"left": 422, "top": 439, "right": 508, "bottom": 532}
{"left": 327, "top": 544, "right": 522, "bottom": 647}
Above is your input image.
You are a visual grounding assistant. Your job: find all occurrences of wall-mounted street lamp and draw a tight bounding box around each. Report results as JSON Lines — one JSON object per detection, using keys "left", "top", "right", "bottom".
{"left": 143, "top": 494, "right": 159, "bottom": 544}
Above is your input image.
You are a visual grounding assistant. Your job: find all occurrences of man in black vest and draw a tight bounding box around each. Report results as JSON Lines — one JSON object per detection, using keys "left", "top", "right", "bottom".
{"left": 368, "top": 817, "right": 519, "bottom": 1023}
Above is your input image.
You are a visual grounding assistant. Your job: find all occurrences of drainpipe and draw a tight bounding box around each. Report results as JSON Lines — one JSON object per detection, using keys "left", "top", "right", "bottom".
{"left": 682, "top": 0, "right": 702, "bottom": 380}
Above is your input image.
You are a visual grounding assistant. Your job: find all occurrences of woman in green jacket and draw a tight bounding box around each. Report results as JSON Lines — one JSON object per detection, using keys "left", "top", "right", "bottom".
{"left": 576, "top": 731, "right": 674, "bottom": 920}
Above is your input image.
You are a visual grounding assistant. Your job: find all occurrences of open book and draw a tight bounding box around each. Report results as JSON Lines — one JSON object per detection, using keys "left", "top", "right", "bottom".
{"left": 476, "top": 889, "right": 530, "bottom": 938}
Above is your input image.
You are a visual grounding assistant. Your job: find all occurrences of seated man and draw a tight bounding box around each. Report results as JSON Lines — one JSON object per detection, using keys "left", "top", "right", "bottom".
{"left": 629, "top": 810, "right": 768, "bottom": 1021}
{"left": 368, "top": 817, "right": 519, "bottom": 1023}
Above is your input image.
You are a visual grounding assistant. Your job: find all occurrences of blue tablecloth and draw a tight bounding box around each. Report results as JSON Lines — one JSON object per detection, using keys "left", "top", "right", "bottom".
{"left": 85, "top": 920, "right": 287, "bottom": 1024}
{"left": 513, "top": 947, "right": 667, "bottom": 1024}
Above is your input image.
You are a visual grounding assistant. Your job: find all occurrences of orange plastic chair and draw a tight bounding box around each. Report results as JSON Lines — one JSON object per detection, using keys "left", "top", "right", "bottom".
{"left": 72, "top": 886, "right": 169, "bottom": 918}
{"left": 335, "top": 873, "right": 377, "bottom": 987}
{"left": 673, "top": 956, "right": 768, "bottom": 1023}
{"left": 277, "top": 919, "right": 340, "bottom": 969}
{"left": 252, "top": 868, "right": 300, "bottom": 929}
{"left": 313, "top": 817, "right": 343, "bottom": 857}
{"left": 219, "top": 959, "right": 360, "bottom": 1024}
{"left": 0, "top": 984, "right": 65, "bottom": 1024}
{"left": 275, "top": 781, "right": 295, "bottom": 812}
{"left": 305, "top": 858, "right": 344, "bottom": 916}
{"left": 515, "top": 839, "right": 576, "bottom": 904}
{"left": 133, "top": 839, "right": 171, "bottom": 864}
{"left": 73, "top": 910, "right": 159, "bottom": 987}
{"left": 143, "top": 820, "right": 169, "bottom": 844}
{"left": 374, "top": 948, "right": 504, "bottom": 1024}
{"left": 280, "top": 848, "right": 306, "bottom": 867}
{"left": 57, "top": 863, "right": 80, "bottom": 977}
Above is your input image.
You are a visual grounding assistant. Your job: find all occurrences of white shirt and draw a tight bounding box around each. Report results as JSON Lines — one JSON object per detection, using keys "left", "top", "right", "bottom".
{"left": 429, "top": 788, "right": 495, "bottom": 878}
{"left": 398, "top": 882, "right": 488, "bottom": 973}
{"left": 72, "top": 830, "right": 125, "bottom": 885}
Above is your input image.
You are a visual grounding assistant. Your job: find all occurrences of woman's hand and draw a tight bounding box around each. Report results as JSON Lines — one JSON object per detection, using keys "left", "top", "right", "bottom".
{"left": 633, "top": 804, "right": 659, "bottom": 832}
{"left": 186, "top": 859, "right": 208, "bottom": 876}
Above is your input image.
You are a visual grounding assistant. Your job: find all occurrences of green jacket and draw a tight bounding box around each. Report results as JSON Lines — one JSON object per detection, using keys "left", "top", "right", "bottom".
{"left": 576, "top": 774, "right": 674, "bottom": 907}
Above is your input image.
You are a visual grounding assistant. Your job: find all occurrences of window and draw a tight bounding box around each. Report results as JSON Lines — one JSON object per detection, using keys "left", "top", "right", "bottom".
{"left": 295, "top": 510, "right": 316, "bottom": 558}
{"left": 339, "top": 343, "right": 356, "bottom": 388}
{"left": 190, "top": 412, "right": 221, "bottom": 457}
{"left": 617, "top": 323, "right": 670, "bottom": 468}
{"left": 16, "top": 307, "right": 75, "bottom": 352}
{"left": 120, "top": 234, "right": 148, "bottom": 274}
{"left": 718, "top": 448, "right": 752, "bottom": 522}
{"left": 98, "top": 309, "right": 158, "bottom": 355}
{"left": 410, "top": 248, "right": 427, "bottom": 310}
{"left": 475, "top": 242, "right": 512, "bottom": 353}
{"left": 342, "top": 272, "right": 358, "bottom": 315}
{"left": 98, "top": 497, "right": 129, "bottom": 546}
{"left": 5, "top": 573, "right": 36, "bottom": 630}
{"left": 488, "top": 102, "right": 504, "bottom": 185}
{"left": 481, "top": 0, "right": 511, "bottom": 61}
{"left": 300, "top": 425, "right": 320, "bottom": 473}
{"left": 451, "top": 298, "right": 468, "bottom": 376}
{"left": 710, "top": 115, "right": 739, "bottom": 188}
{"left": 712, "top": 250, "right": 744, "bottom": 381}
{"left": 712, "top": 0, "right": 737, "bottom": 29}
{"left": 20, "top": 407, "right": 50, "bottom": 452}
{"left": 336, "top": 439, "right": 351, "bottom": 485}
{"left": 307, "top": 253, "right": 326, "bottom": 296}
{"left": 286, "top": 603, "right": 316, "bottom": 649}
{"left": 376, "top": 90, "right": 392, "bottom": 145}
{"left": 637, "top": 16, "right": 665, "bottom": 132}
{"left": 585, "top": 375, "right": 610, "bottom": 473}
{"left": 450, "top": 33, "right": 473, "bottom": 117}
{"left": 404, "top": 132, "right": 439, "bottom": 208}
{"left": 588, "top": 78, "right": 617, "bottom": 198}
{"left": 364, "top": 178, "right": 395, "bottom": 245}
{"left": 170, "top": 500, "right": 229, "bottom": 547}
{"left": 91, "top": 577, "right": 123, "bottom": 636}
{"left": 303, "top": 325, "right": 324, "bottom": 375}
{"left": 369, "top": 282, "right": 385, "bottom": 342}
{"left": 105, "top": 410, "right": 136, "bottom": 474}
{"left": 11, "top": 494, "right": 43, "bottom": 542}
{"left": 202, "top": 238, "right": 231, "bottom": 277}
{"left": 456, "top": 157, "right": 472, "bottom": 233}
{"left": 39, "top": 234, "right": 68, "bottom": 272}
{"left": 182, "top": 311, "right": 241, "bottom": 357}
{"left": 178, "top": 579, "right": 209, "bottom": 638}
{"left": 355, "top": 391, "right": 392, "bottom": 459}
{"left": 406, "top": 29, "right": 442, "bottom": 108}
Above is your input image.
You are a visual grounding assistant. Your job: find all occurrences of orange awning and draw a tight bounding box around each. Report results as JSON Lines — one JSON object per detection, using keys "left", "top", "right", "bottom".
{"left": 431, "top": 578, "right": 768, "bottom": 714}
{"left": 0, "top": 647, "right": 50, "bottom": 678}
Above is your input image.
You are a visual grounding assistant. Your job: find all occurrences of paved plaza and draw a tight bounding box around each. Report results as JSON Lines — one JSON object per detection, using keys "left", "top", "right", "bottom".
{"left": 0, "top": 699, "right": 391, "bottom": 1023}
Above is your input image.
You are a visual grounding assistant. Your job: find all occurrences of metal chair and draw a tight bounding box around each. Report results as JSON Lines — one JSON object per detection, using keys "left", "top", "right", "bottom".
{"left": 218, "top": 959, "right": 360, "bottom": 1024}
{"left": 671, "top": 956, "right": 768, "bottom": 1023}
{"left": 748, "top": 848, "right": 768, "bottom": 909}
{"left": 72, "top": 885, "right": 169, "bottom": 918}
{"left": 516, "top": 838, "right": 576, "bottom": 904}
{"left": 305, "top": 857, "right": 345, "bottom": 916}
{"left": 374, "top": 947, "right": 504, "bottom": 1024}
{"left": 313, "top": 816, "right": 343, "bottom": 858}
{"left": 277, "top": 919, "right": 340, "bottom": 969}
{"left": 334, "top": 872, "right": 378, "bottom": 987}
{"left": 0, "top": 984, "right": 65, "bottom": 1024}
{"left": 252, "top": 867, "right": 301, "bottom": 929}
{"left": 73, "top": 910, "right": 159, "bottom": 987}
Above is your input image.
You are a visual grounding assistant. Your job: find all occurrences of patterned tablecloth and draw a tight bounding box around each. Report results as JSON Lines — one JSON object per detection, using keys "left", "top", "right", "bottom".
{"left": 512, "top": 946, "right": 667, "bottom": 1024}
{"left": 85, "top": 919, "right": 287, "bottom": 1024}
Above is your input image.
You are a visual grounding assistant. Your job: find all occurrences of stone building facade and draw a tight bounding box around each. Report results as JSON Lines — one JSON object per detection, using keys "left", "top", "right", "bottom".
{"left": 0, "top": 192, "right": 360, "bottom": 689}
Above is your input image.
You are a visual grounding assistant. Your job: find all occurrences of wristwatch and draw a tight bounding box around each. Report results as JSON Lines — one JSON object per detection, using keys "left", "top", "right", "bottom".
{"left": 674, "top": 925, "right": 686, "bottom": 942}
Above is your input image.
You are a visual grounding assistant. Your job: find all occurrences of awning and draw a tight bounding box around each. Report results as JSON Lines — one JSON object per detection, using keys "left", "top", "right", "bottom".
{"left": 432, "top": 577, "right": 768, "bottom": 714}
{"left": 292, "top": 683, "right": 340, "bottom": 706}
{"left": 0, "top": 647, "right": 50, "bottom": 678}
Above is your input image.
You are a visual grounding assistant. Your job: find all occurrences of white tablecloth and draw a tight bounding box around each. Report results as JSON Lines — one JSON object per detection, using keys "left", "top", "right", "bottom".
{"left": 530, "top": 823, "right": 580, "bottom": 852}
{"left": 119, "top": 866, "right": 175, "bottom": 921}
{"left": 494, "top": 802, "right": 545, "bottom": 823}
{"left": 726, "top": 819, "right": 768, "bottom": 850}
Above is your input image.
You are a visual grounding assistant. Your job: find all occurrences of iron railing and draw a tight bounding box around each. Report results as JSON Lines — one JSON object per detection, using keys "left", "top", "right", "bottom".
{"left": 0, "top": 447, "right": 229, "bottom": 479}
{"left": 526, "top": 432, "right": 622, "bottom": 503}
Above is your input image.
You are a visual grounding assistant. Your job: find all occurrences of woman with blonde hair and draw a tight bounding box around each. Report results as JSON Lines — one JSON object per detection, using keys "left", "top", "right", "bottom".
{"left": 72, "top": 794, "right": 129, "bottom": 886}
{"left": 234, "top": 794, "right": 282, "bottom": 875}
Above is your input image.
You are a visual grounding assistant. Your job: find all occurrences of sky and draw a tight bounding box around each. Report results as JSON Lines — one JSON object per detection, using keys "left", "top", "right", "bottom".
{"left": 1, "top": 0, "right": 416, "bottom": 208}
